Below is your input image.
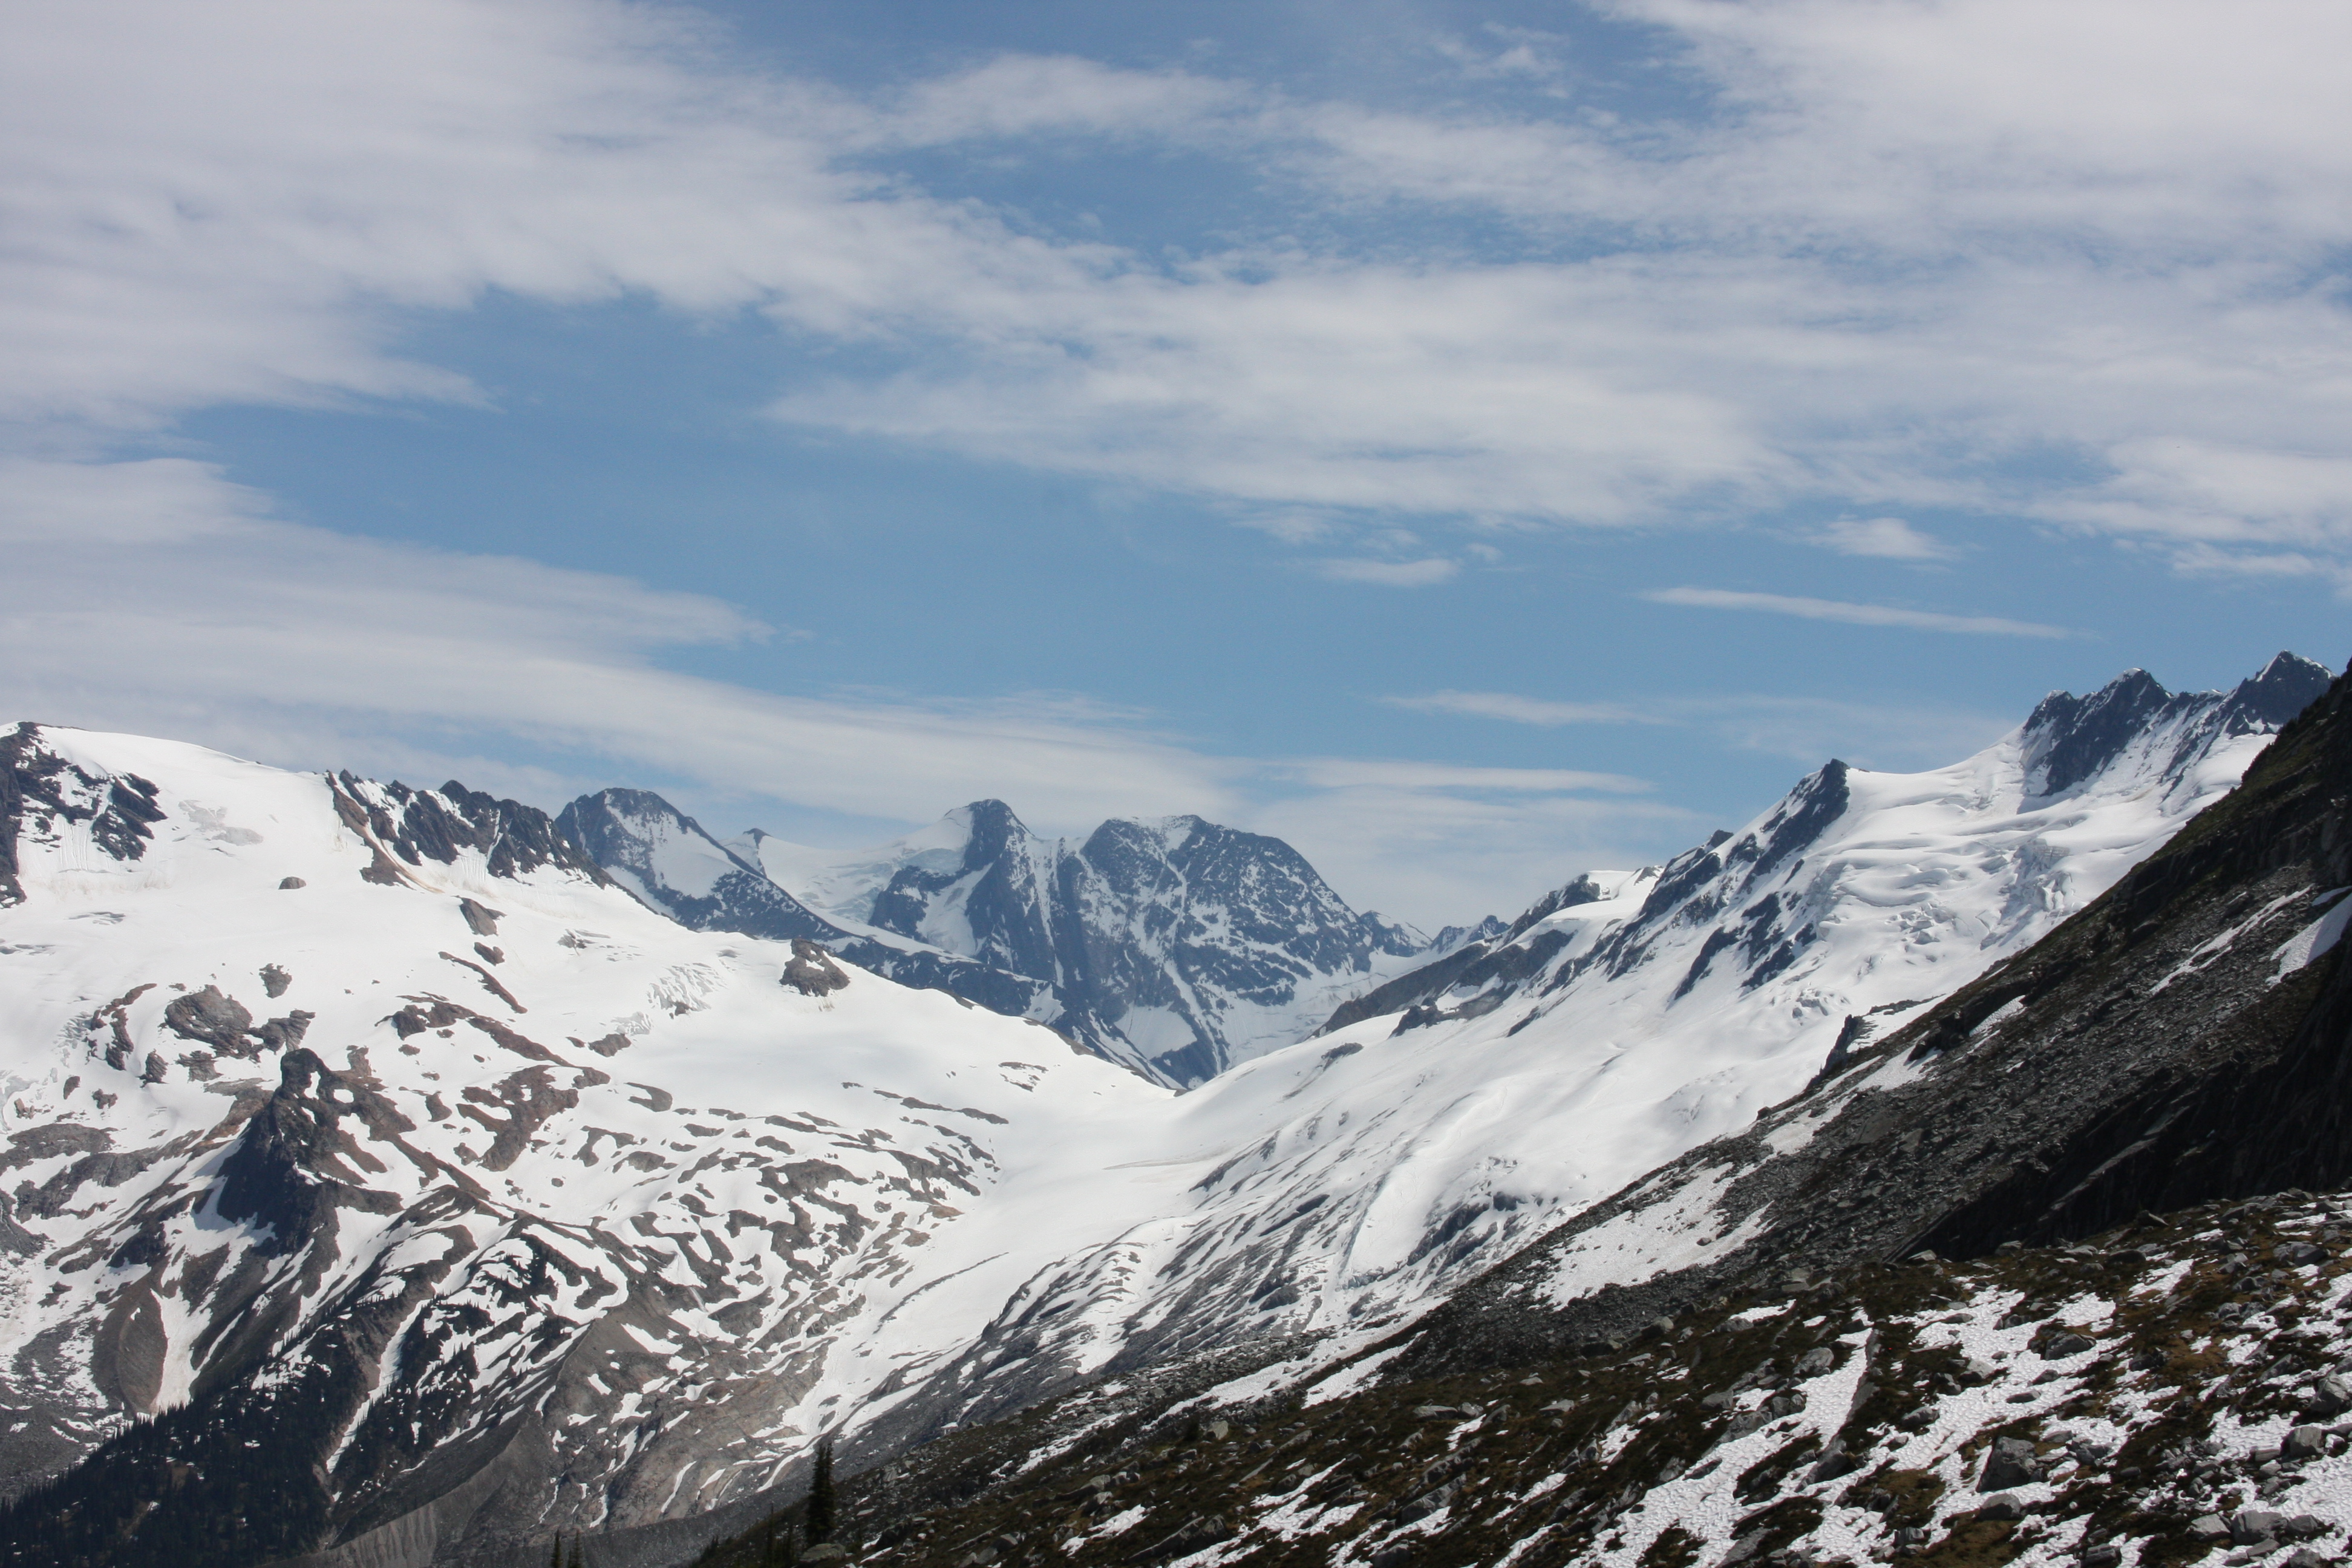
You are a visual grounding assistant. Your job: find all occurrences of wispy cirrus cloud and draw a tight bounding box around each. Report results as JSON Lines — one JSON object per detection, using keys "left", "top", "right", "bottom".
{"left": 1314, "top": 557, "right": 1460, "bottom": 587}
{"left": 1382, "top": 684, "right": 2019, "bottom": 773}
{"left": 1642, "top": 587, "right": 2077, "bottom": 639}
{"left": 1808, "top": 518, "right": 1956, "bottom": 561}
{"left": 1383, "top": 691, "right": 1659, "bottom": 727}
{"left": 0, "top": 457, "right": 1247, "bottom": 829}
{"left": 1281, "top": 758, "right": 1648, "bottom": 794}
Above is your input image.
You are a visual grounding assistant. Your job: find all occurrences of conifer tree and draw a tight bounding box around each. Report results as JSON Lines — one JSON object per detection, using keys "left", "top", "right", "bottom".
{"left": 805, "top": 1439, "right": 836, "bottom": 1546}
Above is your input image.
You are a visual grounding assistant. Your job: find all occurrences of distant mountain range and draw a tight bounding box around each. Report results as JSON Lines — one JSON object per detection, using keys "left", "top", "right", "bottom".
{"left": 561, "top": 792, "right": 1446, "bottom": 1086}
{"left": 0, "top": 652, "right": 2329, "bottom": 1568}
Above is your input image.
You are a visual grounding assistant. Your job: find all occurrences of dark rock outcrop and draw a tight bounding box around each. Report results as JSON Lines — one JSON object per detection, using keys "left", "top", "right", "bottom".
{"left": 0, "top": 724, "right": 165, "bottom": 906}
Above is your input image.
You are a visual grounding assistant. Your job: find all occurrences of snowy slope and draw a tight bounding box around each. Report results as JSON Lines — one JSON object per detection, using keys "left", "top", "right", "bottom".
{"left": 0, "top": 725, "right": 1170, "bottom": 1560}
{"left": 836, "top": 655, "right": 2331, "bottom": 1449}
{"left": 595, "top": 797, "right": 1436, "bottom": 1086}
{"left": 0, "top": 655, "right": 2322, "bottom": 1565}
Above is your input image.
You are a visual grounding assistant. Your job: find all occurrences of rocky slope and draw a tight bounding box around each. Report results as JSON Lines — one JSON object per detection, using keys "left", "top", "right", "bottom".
{"left": 696, "top": 1189, "right": 2352, "bottom": 1568}
{"left": 572, "top": 794, "right": 1434, "bottom": 1087}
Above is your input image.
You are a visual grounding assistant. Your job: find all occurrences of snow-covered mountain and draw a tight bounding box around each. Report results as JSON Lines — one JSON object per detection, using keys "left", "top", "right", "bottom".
{"left": 570, "top": 793, "right": 1434, "bottom": 1086}
{"left": 0, "top": 653, "right": 2325, "bottom": 1567}
{"left": 0, "top": 725, "right": 1175, "bottom": 1563}
{"left": 834, "top": 653, "right": 2332, "bottom": 1448}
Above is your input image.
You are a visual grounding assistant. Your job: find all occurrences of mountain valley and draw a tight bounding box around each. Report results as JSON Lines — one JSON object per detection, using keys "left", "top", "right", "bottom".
{"left": 0, "top": 652, "right": 2338, "bottom": 1568}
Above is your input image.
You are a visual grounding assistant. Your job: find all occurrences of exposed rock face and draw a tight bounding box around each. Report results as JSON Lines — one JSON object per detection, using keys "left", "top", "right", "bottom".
{"left": 0, "top": 722, "right": 164, "bottom": 906}
{"left": 216, "top": 1048, "right": 410, "bottom": 1256}
{"left": 780, "top": 939, "right": 851, "bottom": 997}
{"left": 2020, "top": 650, "right": 2327, "bottom": 797}
{"left": 335, "top": 772, "right": 608, "bottom": 887}
{"left": 577, "top": 791, "right": 1432, "bottom": 1085}
{"left": 557, "top": 789, "right": 837, "bottom": 946}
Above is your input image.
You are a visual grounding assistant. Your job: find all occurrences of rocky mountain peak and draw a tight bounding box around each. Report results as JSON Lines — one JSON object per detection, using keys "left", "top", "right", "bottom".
{"left": 2019, "top": 654, "right": 2331, "bottom": 800}
{"left": 2227, "top": 650, "right": 2336, "bottom": 730}
{"left": 944, "top": 798, "right": 1033, "bottom": 860}
{"left": 557, "top": 787, "right": 835, "bottom": 944}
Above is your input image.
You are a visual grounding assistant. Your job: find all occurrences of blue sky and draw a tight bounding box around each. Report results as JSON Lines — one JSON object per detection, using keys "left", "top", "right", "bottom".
{"left": 1, "top": 0, "right": 2343, "bottom": 926}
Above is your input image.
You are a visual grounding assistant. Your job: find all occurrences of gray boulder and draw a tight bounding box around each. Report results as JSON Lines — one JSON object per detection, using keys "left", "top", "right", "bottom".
{"left": 1980, "top": 1436, "right": 2042, "bottom": 1491}
{"left": 2231, "top": 1510, "right": 2287, "bottom": 1546}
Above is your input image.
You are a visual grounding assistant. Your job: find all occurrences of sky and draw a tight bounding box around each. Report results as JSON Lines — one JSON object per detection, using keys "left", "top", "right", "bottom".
{"left": 1, "top": 0, "right": 2344, "bottom": 929}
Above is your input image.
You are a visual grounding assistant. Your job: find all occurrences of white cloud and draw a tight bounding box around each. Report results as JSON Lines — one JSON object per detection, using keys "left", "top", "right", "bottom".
{"left": 1808, "top": 517, "right": 1954, "bottom": 560}
{"left": 1247, "top": 773, "right": 1693, "bottom": 927}
{"left": 2167, "top": 541, "right": 2347, "bottom": 591}
{"left": 1673, "top": 694, "right": 2018, "bottom": 771}
{"left": 1313, "top": 557, "right": 1461, "bottom": 587}
{"left": 0, "top": 458, "right": 1244, "bottom": 828}
{"left": 1643, "top": 587, "right": 2076, "bottom": 639}
{"left": 1281, "top": 759, "right": 1648, "bottom": 794}
{"left": 7, "top": 0, "right": 2344, "bottom": 575}
{"left": 1384, "top": 691, "right": 1657, "bottom": 727}
{"left": 883, "top": 54, "right": 1247, "bottom": 143}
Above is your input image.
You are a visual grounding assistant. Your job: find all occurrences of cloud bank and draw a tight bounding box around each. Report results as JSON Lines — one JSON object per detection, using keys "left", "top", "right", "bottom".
{"left": 5, "top": 0, "right": 2347, "bottom": 567}
{"left": 2, "top": 0, "right": 2343, "bottom": 922}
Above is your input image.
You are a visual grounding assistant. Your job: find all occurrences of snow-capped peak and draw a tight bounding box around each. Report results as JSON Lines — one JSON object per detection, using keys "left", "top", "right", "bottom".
{"left": 609, "top": 797, "right": 1437, "bottom": 1086}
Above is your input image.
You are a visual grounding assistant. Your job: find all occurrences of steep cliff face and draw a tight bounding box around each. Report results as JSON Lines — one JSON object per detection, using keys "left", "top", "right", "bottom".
{"left": 779, "top": 800, "right": 1437, "bottom": 1084}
